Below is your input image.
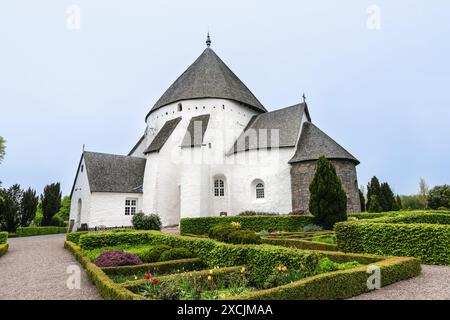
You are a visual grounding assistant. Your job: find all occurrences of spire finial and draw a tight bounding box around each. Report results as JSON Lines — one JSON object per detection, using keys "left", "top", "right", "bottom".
{"left": 302, "top": 93, "right": 306, "bottom": 104}
{"left": 206, "top": 32, "right": 211, "bottom": 47}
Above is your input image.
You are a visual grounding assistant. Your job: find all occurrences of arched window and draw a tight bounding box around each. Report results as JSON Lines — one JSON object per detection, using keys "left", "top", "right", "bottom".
{"left": 255, "top": 183, "right": 265, "bottom": 199}
{"left": 178, "top": 103, "right": 182, "bottom": 112}
{"left": 214, "top": 179, "right": 225, "bottom": 197}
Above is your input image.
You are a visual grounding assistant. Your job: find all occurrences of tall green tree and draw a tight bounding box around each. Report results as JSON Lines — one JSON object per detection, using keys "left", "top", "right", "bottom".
{"left": 395, "top": 195, "right": 403, "bottom": 211}
{"left": 56, "top": 196, "right": 71, "bottom": 221}
{"left": 380, "top": 182, "right": 396, "bottom": 211}
{"left": 20, "top": 188, "right": 39, "bottom": 227}
{"left": 359, "top": 189, "right": 366, "bottom": 212}
{"left": 366, "top": 176, "right": 381, "bottom": 211}
{"left": 418, "top": 178, "right": 429, "bottom": 209}
{"left": 427, "top": 185, "right": 450, "bottom": 210}
{"left": 41, "top": 183, "right": 62, "bottom": 226}
{"left": 309, "top": 156, "right": 347, "bottom": 230}
{"left": 367, "top": 195, "right": 382, "bottom": 213}
{"left": 0, "top": 184, "right": 22, "bottom": 232}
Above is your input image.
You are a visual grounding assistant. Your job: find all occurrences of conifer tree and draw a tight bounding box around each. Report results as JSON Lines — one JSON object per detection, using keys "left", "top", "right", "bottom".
{"left": 366, "top": 176, "right": 381, "bottom": 211}
{"left": 309, "top": 156, "right": 347, "bottom": 230}
{"left": 20, "top": 188, "right": 39, "bottom": 227}
{"left": 359, "top": 189, "right": 366, "bottom": 212}
{"left": 41, "top": 183, "right": 62, "bottom": 226}
{"left": 380, "top": 182, "right": 396, "bottom": 211}
{"left": 367, "top": 195, "right": 382, "bottom": 213}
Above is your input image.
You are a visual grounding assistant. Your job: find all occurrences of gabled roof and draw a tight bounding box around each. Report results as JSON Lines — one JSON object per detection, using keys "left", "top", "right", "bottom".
{"left": 146, "top": 48, "right": 266, "bottom": 119}
{"left": 181, "top": 114, "right": 210, "bottom": 148}
{"left": 144, "top": 117, "right": 182, "bottom": 154}
{"left": 228, "top": 103, "right": 308, "bottom": 154}
{"left": 81, "top": 151, "right": 146, "bottom": 194}
{"left": 288, "top": 122, "right": 359, "bottom": 164}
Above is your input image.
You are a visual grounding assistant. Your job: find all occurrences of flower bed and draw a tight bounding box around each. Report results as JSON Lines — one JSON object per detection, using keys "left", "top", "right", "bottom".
{"left": 335, "top": 212, "right": 450, "bottom": 265}
{"left": 65, "top": 230, "right": 421, "bottom": 300}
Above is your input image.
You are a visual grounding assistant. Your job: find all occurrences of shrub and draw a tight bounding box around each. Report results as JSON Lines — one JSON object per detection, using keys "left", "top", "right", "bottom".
{"left": 94, "top": 250, "right": 143, "bottom": 268}
{"left": 131, "top": 212, "right": 162, "bottom": 231}
{"left": 227, "top": 230, "right": 262, "bottom": 244}
{"left": 0, "top": 244, "right": 8, "bottom": 257}
{"left": 66, "top": 231, "right": 89, "bottom": 244}
{"left": 428, "top": 185, "right": 450, "bottom": 210}
{"left": 335, "top": 214, "right": 450, "bottom": 265}
{"left": 316, "top": 258, "right": 360, "bottom": 273}
{"left": 288, "top": 208, "right": 307, "bottom": 215}
{"left": 16, "top": 226, "right": 67, "bottom": 237}
{"left": 181, "top": 215, "right": 314, "bottom": 235}
{"left": 0, "top": 232, "right": 7, "bottom": 244}
{"left": 159, "top": 248, "right": 193, "bottom": 261}
{"left": 208, "top": 223, "right": 238, "bottom": 242}
{"left": 141, "top": 245, "right": 172, "bottom": 262}
{"left": 309, "top": 156, "right": 347, "bottom": 230}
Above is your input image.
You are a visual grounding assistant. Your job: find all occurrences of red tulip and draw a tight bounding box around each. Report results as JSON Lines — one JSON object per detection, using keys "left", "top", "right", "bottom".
{"left": 152, "top": 278, "right": 159, "bottom": 285}
{"left": 145, "top": 273, "right": 151, "bottom": 279}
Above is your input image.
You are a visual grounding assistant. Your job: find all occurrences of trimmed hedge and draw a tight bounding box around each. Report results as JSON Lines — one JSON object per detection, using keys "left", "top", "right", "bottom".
{"left": 102, "top": 258, "right": 205, "bottom": 276}
{"left": 78, "top": 231, "right": 320, "bottom": 285}
{"left": 16, "top": 226, "right": 67, "bottom": 237}
{"left": 0, "top": 244, "right": 8, "bottom": 257}
{"left": 261, "top": 237, "right": 338, "bottom": 252}
{"left": 231, "top": 256, "right": 420, "bottom": 300}
{"left": 0, "top": 232, "right": 8, "bottom": 244}
{"left": 64, "top": 240, "right": 143, "bottom": 300}
{"left": 335, "top": 213, "right": 450, "bottom": 265}
{"left": 66, "top": 231, "right": 90, "bottom": 244}
{"left": 180, "top": 215, "right": 314, "bottom": 235}
{"left": 348, "top": 210, "right": 450, "bottom": 221}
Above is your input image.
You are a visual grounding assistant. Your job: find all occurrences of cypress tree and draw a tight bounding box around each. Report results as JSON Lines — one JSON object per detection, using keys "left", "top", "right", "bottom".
{"left": 366, "top": 176, "right": 381, "bottom": 211}
{"left": 380, "top": 182, "right": 396, "bottom": 212}
{"left": 368, "top": 195, "right": 382, "bottom": 213}
{"left": 20, "top": 188, "right": 39, "bottom": 227}
{"left": 359, "top": 189, "right": 366, "bottom": 212}
{"left": 309, "top": 156, "right": 347, "bottom": 230}
{"left": 395, "top": 195, "right": 402, "bottom": 211}
{"left": 41, "top": 183, "right": 62, "bottom": 226}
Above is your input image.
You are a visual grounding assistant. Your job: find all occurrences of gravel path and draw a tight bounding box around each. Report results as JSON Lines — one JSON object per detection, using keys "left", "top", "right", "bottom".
{"left": 0, "top": 234, "right": 101, "bottom": 300}
{"left": 351, "top": 265, "right": 450, "bottom": 300}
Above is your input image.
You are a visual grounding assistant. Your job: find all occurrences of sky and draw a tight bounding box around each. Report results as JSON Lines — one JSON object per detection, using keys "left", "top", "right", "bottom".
{"left": 0, "top": 0, "right": 449, "bottom": 196}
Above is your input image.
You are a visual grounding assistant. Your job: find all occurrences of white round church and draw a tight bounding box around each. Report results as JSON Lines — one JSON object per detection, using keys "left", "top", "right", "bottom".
{"left": 69, "top": 35, "right": 361, "bottom": 231}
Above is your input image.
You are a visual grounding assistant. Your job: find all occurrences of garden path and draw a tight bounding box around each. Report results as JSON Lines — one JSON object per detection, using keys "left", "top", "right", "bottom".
{"left": 351, "top": 265, "right": 450, "bottom": 300}
{"left": 0, "top": 234, "right": 101, "bottom": 300}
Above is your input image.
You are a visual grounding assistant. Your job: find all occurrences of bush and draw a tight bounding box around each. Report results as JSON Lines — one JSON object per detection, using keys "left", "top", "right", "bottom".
{"left": 0, "top": 244, "right": 8, "bottom": 257}
{"left": 66, "top": 231, "right": 89, "bottom": 244}
{"left": 181, "top": 215, "right": 314, "bottom": 235}
{"left": 16, "top": 226, "right": 67, "bottom": 237}
{"left": 159, "top": 248, "right": 193, "bottom": 261}
{"left": 227, "top": 230, "right": 262, "bottom": 244}
{"left": 131, "top": 212, "right": 161, "bottom": 231}
{"left": 316, "top": 258, "right": 360, "bottom": 273}
{"left": 238, "top": 211, "right": 279, "bottom": 216}
{"left": 428, "top": 185, "right": 450, "bottom": 210}
{"left": 208, "top": 223, "right": 238, "bottom": 242}
{"left": 94, "top": 250, "right": 143, "bottom": 268}
{"left": 0, "top": 232, "right": 7, "bottom": 244}
{"left": 141, "top": 245, "right": 172, "bottom": 262}
{"left": 309, "top": 156, "right": 347, "bottom": 230}
{"left": 335, "top": 213, "right": 450, "bottom": 265}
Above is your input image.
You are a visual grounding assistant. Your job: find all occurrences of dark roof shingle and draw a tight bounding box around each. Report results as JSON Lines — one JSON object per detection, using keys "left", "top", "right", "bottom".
{"left": 288, "top": 122, "right": 359, "bottom": 164}
{"left": 181, "top": 114, "right": 210, "bottom": 147}
{"left": 83, "top": 152, "right": 146, "bottom": 193}
{"left": 144, "top": 117, "right": 182, "bottom": 153}
{"left": 229, "top": 103, "right": 307, "bottom": 154}
{"left": 147, "top": 48, "right": 266, "bottom": 118}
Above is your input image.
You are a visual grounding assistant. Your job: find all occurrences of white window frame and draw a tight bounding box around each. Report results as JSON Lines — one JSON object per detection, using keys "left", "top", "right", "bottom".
{"left": 256, "top": 183, "right": 265, "bottom": 199}
{"left": 125, "top": 198, "right": 138, "bottom": 216}
{"left": 214, "top": 179, "right": 225, "bottom": 197}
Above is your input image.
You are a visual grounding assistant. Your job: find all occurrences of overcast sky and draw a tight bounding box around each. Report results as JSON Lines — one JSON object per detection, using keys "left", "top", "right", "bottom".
{"left": 1, "top": 0, "right": 449, "bottom": 196}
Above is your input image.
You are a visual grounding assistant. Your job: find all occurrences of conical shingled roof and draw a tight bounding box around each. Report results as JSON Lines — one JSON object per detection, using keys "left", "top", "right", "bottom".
{"left": 147, "top": 48, "right": 266, "bottom": 117}
{"left": 289, "top": 122, "right": 359, "bottom": 165}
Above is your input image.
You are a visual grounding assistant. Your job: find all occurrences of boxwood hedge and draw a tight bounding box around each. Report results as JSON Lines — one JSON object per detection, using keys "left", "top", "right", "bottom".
{"left": 16, "top": 226, "right": 67, "bottom": 237}
{"left": 335, "top": 213, "right": 450, "bottom": 265}
{"left": 0, "top": 232, "right": 7, "bottom": 244}
{"left": 180, "top": 215, "right": 314, "bottom": 235}
{"left": 0, "top": 244, "right": 8, "bottom": 257}
{"left": 78, "top": 230, "right": 320, "bottom": 286}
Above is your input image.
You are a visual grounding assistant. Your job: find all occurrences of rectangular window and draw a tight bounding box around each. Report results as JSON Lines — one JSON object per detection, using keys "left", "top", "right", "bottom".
{"left": 125, "top": 198, "right": 137, "bottom": 216}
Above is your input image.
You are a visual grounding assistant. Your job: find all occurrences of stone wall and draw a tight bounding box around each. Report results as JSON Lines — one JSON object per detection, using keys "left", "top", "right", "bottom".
{"left": 290, "top": 159, "right": 361, "bottom": 213}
